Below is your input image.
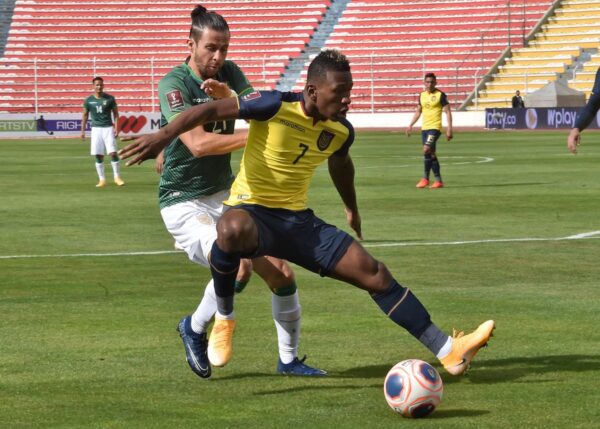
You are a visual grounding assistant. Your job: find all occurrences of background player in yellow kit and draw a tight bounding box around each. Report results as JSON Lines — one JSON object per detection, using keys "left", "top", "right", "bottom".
{"left": 406, "top": 73, "right": 453, "bottom": 189}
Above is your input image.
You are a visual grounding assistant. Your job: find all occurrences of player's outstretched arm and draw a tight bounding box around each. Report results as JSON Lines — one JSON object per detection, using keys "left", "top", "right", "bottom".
{"left": 119, "top": 97, "right": 240, "bottom": 165}
{"left": 328, "top": 153, "right": 362, "bottom": 240}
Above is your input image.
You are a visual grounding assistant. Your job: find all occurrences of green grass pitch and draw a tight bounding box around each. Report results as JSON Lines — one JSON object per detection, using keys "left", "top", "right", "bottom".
{"left": 1, "top": 131, "right": 599, "bottom": 428}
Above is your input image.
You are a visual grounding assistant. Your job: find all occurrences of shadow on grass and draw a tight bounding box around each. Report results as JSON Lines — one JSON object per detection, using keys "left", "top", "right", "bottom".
{"left": 459, "top": 354, "right": 600, "bottom": 385}
{"left": 216, "top": 354, "right": 600, "bottom": 386}
{"left": 332, "top": 354, "right": 600, "bottom": 385}
{"left": 427, "top": 409, "right": 490, "bottom": 418}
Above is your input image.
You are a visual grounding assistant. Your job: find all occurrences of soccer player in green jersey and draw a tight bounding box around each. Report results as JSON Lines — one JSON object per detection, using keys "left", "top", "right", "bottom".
{"left": 152, "top": 5, "right": 324, "bottom": 378}
{"left": 406, "top": 73, "right": 453, "bottom": 189}
{"left": 120, "top": 50, "right": 495, "bottom": 377}
{"left": 81, "top": 77, "right": 124, "bottom": 187}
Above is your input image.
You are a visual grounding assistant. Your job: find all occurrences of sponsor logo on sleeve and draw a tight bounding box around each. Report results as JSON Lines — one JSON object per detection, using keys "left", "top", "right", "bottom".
{"left": 166, "top": 90, "right": 184, "bottom": 110}
{"left": 241, "top": 91, "right": 261, "bottom": 101}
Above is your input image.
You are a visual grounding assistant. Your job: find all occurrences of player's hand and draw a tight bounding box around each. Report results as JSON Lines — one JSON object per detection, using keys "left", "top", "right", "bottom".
{"left": 446, "top": 130, "right": 453, "bottom": 141}
{"left": 405, "top": 126, "right": 412, "bottom": 137}
{"left": 80, "top": 131, "right": 85, "bottom": 140}
{"left": 567, "top": 128, "right": 581, "bottom": 154}
{"left": 201, "top": 79, "right": 232, "bottom": 99}
{"left": 345, "top": 207, "right": 363, "bottom": 240}
{"left": 119, "top": 134, "right": 164, "bottom": 165}
{"left": 155, "top": 150, "right": 164, "bottom": 175}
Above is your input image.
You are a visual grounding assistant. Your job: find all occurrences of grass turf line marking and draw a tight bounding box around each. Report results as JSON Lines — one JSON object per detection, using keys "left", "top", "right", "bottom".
{"left": 1, "top": 231, "right": 598, "bottom": 259}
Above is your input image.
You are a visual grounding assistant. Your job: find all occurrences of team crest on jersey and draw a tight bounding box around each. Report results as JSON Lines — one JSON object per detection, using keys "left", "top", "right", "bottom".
{"left": 166, "top": 89, "right": 184, "bottom": 110}
{"left": 317, "top": 130, "right": 335, "bottom": 151}
{"left": 242, "top": 91, "right": 261, "bottom": 101}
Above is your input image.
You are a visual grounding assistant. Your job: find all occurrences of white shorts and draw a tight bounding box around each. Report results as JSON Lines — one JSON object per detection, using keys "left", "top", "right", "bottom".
{"left": 160, "top": 189, "right": 230, "bottom": 267}
{"left": 90, "top": 126, "right": 117, "bottom": 155}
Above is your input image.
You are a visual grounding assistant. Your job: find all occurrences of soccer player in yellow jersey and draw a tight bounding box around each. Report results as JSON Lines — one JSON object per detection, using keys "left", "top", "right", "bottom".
{"left": 121, "top": 50, "right": 494, "bottom": 377}
{"left": 406, "top": 73, "right": 453, "bottom": 189}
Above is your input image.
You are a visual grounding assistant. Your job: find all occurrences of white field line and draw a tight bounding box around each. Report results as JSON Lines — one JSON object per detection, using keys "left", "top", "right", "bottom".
{"left": 354, "top": 155, "right": 495, "bottom": 169}
{"left": 1, "top": 231, "right": 598, "bottom": 260}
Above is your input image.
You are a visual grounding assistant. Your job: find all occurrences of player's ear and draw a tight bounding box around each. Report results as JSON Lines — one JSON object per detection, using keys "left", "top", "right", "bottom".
{"left": 306, "top": 84, "right": 318, "bottom": 102}
{"left": 187, "top": 38, "right": 194, "bottom": 51}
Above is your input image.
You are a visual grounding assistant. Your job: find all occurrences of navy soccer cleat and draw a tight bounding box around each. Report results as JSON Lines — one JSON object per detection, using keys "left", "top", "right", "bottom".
{"left": 176, "top": 316, "right": 211, "bottom": 379}
{"left": 277, "top": 355, "right": 327, "bottom": 377}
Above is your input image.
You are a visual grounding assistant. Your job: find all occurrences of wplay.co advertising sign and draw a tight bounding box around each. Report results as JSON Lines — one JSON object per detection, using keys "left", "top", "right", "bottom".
{"left": 486, "top": 107, "right": 600, "bottom": 130}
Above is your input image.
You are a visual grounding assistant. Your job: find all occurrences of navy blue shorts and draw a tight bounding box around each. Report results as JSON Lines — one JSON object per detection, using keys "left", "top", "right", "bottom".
{"left": 421, "top": 129, "right": 441, "bottom": 151}
{"left": 235, "top": 204, "right": 354, "bottom": 277}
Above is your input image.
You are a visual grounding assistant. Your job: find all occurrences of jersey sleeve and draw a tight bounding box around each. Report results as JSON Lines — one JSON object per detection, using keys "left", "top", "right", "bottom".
{"left": 224, "top": 61, "right": 254, "bottom": 97}
{"left": 333, "top": 119, "right": 355, "bottom": 157}
{"left": 575, "top": 67, "right": 600, "bottom": 131}
{"left": 158, "top": 73, "right": 194, "bottom": 123}
{"left": 440, "top": 91, "right": 449, "bottom": 107}
{"left": 238, "top": 90, "right": 282, "bottom": 121}
{"left": 82, "top": 97, "right": 89, "bottom": 112}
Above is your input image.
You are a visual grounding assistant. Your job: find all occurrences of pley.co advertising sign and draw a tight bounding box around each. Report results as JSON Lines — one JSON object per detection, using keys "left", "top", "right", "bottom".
{"left": 486, "top": 107, "right": 600, "bottom": 130}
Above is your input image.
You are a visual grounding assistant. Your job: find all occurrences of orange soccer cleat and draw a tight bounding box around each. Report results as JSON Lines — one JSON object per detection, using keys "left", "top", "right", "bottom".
{"left": 207, "top": 316, "right": 236, "bottom": 367}
{"left": 416, "top": 178, "right": 430, "bottom": 188}
{"left": 431, "top": 181, "right": 444, "bottom": 189}
{"left": 440, "top": 320, "right": 496, "bottom": 376}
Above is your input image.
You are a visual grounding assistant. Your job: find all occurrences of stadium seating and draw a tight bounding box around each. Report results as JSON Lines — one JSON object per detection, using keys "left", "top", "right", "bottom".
{"left": 301, "top": 0, "right": 554, "bottom": 111}
{"left": 0, "top": 0, "right": 330, "bottom": 113}
{"left": 472, "top": 0, "right": 600, "bottom": 109}
{"left": 0, "top": 0, "right": 557, "bottom": 113}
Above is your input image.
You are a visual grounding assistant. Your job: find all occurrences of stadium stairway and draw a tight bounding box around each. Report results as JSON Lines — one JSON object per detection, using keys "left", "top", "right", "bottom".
{"left": 468, "top": 0, "right": 600, "bottom": 110}
{"left": 277, "top": 0, "right": 351, "bottom": 91}
{"left": 0, "top": 0, "right": 16, "bottom": 57}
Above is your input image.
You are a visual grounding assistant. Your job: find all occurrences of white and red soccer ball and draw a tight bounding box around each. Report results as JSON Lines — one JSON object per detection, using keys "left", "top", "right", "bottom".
{"left": 383, "top": 359, "right": 443, "bottom": 418}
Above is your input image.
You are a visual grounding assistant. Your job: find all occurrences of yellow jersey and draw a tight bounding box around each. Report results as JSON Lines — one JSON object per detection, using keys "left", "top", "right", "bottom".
{"left": 419, "top": 89, "right": 449, "bottom": 131}
{"left": 226, "top": 90, "right": 354, "bottom": 211}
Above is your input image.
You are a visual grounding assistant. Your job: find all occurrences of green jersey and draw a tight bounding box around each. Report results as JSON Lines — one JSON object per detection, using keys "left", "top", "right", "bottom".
{"left": 158, "top": 59, "right": 253, "bottom": 209}
{"left": 83, "top": 93, "right": 117, "bottom": 127}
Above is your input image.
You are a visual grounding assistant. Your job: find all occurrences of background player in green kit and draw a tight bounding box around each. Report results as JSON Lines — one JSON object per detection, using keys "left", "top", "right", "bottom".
{"left": 81, "top": 77, "right": 124, "bottom": 187}
{"left": 154, "top": 5, "right": 324, "bottom": 378}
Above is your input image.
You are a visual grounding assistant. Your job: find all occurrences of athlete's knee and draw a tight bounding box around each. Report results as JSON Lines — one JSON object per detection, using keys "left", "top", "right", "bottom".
{"left": 216, "top": 210, "right": 257, "bottom": 253}
{"left": 365, "top": 259, "right": 392, "bottom": 292}
{"left": 345, "top": 250, "right": 392, "bottom": 292}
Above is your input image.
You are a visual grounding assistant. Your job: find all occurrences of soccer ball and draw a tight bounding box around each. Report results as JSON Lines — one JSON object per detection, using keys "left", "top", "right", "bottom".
{"left": 383, "top": 359, "right": 443, "bottom": 418}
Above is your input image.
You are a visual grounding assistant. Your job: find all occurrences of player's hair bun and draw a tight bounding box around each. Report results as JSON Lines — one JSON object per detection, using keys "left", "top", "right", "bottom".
{"left": 191, "top": 4, "right": 208, "bottom": 19}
